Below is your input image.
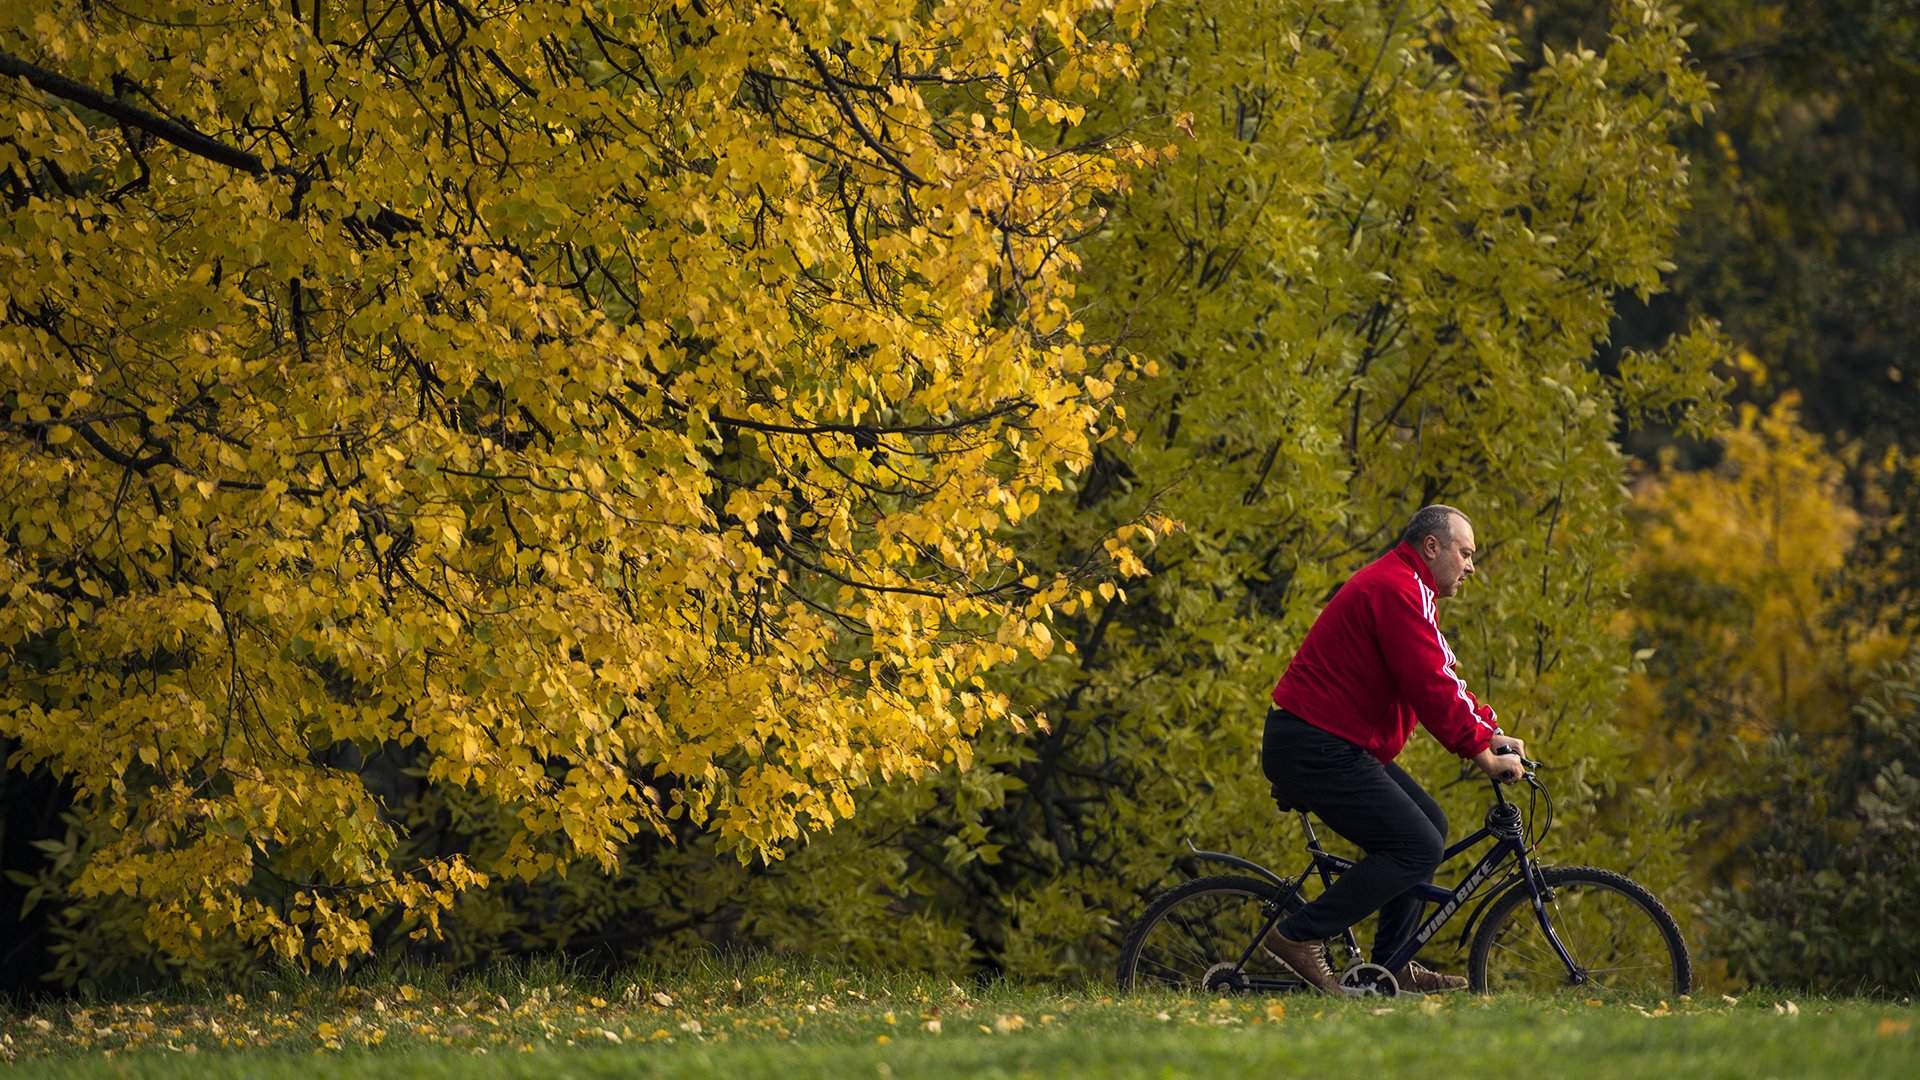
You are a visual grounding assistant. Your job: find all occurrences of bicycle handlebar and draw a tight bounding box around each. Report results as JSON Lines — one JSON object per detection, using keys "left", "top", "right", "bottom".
{"left": 1493, "top": 745, "right": 1541, "bottom": 781}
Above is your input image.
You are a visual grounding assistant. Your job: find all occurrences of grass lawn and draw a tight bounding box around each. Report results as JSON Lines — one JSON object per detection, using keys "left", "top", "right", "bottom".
{"left": 4, "top": 957, "right": 1914, "bottom": 1078}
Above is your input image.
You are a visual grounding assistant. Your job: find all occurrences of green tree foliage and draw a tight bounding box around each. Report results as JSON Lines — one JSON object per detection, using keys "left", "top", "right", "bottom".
{"left": 519, "top": 0, "right": 1729, "bottom": 978}
{"left": 954, "top": 0, "right": 1731, "bottom": 975}
{"left": 1596, "top": 0, "right": 1920, "bottom": 452}
{"left": 0, "top": 0, "right": 1151, "bottom": 978}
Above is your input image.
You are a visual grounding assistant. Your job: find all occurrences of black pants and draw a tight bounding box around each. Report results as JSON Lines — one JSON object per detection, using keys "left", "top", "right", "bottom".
{"left": 1262, "top": 707, "right": 1447, "bottom": 965}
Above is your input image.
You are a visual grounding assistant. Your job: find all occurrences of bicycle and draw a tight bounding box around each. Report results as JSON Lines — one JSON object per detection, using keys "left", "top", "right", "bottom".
{"left": 1114, "top": 749, "right": 1692, "bottom": 998}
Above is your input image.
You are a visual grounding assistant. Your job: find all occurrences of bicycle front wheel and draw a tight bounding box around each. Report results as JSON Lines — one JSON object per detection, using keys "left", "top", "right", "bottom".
{"left": 1115, "top": 874, "right": 1305, "bottom": 992}
{"left": 1468, "top": 866, "right": 1691, "bottom": 998}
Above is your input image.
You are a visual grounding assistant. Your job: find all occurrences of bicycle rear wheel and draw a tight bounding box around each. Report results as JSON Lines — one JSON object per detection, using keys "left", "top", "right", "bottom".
{"left": 1115, "top": 874, "right": 1305, "bottom": 992}
{"left": 1468, "top": 866, "right": 1691, "bottom": 997}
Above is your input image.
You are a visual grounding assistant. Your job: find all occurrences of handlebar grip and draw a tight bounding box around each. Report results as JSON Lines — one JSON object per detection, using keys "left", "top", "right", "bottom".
{"left": 1493, "top": 746, "right": 1540, "bottom": 769}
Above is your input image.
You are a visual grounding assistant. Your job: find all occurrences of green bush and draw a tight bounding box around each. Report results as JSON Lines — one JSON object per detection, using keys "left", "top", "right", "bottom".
{"left": 1703, "top": 651, "right": 1920, "bottom": 993}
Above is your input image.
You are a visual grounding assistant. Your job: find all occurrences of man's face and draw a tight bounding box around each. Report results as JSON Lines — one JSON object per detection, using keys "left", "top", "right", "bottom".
{"left": 1421, "top": 517, "right": 1476, "bottom": 598}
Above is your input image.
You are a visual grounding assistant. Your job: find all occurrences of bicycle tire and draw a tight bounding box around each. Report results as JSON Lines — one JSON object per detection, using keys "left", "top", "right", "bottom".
{"left": 1467, "top": 865, "right": 1691, "bottom": 997}
{"left": 1115, "top": 874, "right": 1305, "bottom": 992}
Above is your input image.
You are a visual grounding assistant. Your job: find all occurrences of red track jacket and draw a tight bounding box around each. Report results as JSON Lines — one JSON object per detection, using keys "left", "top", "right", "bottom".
{"left": 1271, "top": 541, "right": 1500, "bottom": 763}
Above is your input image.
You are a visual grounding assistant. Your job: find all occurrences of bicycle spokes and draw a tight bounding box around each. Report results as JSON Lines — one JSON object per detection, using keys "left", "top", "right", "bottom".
{"left": 1480, "top": 876, "right": 1685, "bottom": 996}
{"left": 1119, "top": 877, "right": 1303, "bottom": 992}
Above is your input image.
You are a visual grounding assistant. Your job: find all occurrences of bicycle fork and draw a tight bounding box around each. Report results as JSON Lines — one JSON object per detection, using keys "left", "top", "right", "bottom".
{"left": 1492, "top": 783, "right": 1587, "bottom": 986}
{"left": 1519, "top": 858, "right": 1587, "bottom": 985}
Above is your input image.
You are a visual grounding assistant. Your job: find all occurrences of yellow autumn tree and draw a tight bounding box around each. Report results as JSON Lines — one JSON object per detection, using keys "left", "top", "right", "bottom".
{"left": 1624, "top": 391, "right": 1912, "bottom": 871}
{"left": 0, "top": 0, "right": 1154, "bottom": 969}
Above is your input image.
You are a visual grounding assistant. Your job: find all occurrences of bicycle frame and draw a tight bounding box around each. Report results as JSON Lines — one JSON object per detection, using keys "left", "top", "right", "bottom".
{"left": 1189, "top": 777, "right": 1587, "bottom": 987}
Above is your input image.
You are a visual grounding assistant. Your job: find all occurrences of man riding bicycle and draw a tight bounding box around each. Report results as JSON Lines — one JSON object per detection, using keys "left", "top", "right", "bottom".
{"left": 1261, "top": 505, "right": 1527, "bottom": 994}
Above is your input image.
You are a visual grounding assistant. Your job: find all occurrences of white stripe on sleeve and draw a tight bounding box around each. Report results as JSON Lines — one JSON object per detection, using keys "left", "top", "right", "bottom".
{"left": 1415, "top": 573, "right": 1497, "bottom": 734}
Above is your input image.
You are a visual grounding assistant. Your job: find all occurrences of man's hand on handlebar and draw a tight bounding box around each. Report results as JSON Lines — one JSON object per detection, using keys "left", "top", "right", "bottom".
{"left": 1472, "top": 734, "right": 1530, "bottom": 782}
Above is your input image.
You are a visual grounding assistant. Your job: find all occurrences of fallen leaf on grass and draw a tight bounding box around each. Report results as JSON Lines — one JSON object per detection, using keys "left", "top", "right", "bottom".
{"left": 923, "top": 1019, "right": 942, "bottom": 1035}
{"left": 1264, "top": 1002, "right": 1287, "bottom": 1022}
{"left": 1774, "top": 1001, "right": 1799, "bottom": 1016}
{"left": 1876, "top": 1018, "right": 1911, "bottom": 1038}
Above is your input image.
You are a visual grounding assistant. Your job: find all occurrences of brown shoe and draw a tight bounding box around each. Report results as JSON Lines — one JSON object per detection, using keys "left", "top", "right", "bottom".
{"left": 1393, "top": 960, "right": 1467, "bottom": 993}
{"left": 1262, "top": 930, "right": 1342, "bottom": 994}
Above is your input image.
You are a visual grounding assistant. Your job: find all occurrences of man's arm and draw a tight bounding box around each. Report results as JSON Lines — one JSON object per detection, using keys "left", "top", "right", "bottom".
{"left": 1373, "top": 572, "right": 1501, "bottom": 758}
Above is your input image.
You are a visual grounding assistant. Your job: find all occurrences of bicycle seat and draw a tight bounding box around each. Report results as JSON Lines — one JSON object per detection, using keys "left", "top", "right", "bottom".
{"left": 1269, "top": 781, "right": 1301, "bottom": 813}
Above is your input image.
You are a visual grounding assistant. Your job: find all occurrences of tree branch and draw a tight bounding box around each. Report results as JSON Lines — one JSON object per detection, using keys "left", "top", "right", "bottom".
{"left": 1, "top": 49, "right": 421, "bottom": 238}
{"left": 659, "top": 392, "right": 1032, "bottom": 439}
{"left": 0, "top": 49, "right": 280, "bottom": 176}
{"left": 801, "top": 45, "right": 927, "bottom": 186}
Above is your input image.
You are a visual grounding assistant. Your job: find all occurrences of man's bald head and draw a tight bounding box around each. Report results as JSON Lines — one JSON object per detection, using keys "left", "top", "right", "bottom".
{"left": 1400, "top": 505, "right": 1467, "bottom": 548}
